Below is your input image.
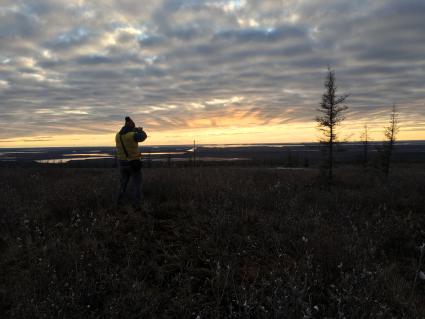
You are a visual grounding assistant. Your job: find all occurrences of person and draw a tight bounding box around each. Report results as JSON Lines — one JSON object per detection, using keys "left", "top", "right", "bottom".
{"left": 115, "top": 116, "right": 147, "bottom": 212}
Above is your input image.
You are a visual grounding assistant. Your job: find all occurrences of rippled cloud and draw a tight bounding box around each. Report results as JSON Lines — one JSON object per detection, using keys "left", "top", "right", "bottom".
{"left": 0, "top": 0, "right": 424, "bottom": 143}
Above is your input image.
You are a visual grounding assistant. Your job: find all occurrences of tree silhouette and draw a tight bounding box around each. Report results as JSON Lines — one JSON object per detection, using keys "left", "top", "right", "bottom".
{"left": 382, "top": 104, "right": 399, "bottom": 177}
{"left": 316, "top": 68, "right": 349, "bottom": 181}
{"left": 360, "top": 124, "right": 370, "bottom": 168}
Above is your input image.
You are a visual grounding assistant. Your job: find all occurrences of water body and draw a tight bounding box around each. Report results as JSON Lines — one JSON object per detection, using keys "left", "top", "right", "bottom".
{"left": 36, "top": 157, "right": 115, "bottom": 164}
{"left": 1, "top": 141, "right": 425, "bottom": 165}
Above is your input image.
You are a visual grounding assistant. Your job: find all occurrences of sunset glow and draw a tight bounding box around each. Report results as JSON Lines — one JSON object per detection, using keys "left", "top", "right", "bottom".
{"left": 1, "top": 119, "right": 424, "bottom": 148}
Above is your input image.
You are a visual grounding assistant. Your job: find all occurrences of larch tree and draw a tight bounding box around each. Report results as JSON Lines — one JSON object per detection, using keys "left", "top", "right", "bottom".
{"left": 360, "top": 124, "right": 370, "bottom": 168}
{"left": 382, "top": 104, "right": 399, "bottom": 177}
{"left": 316, "top": 68, "right": 349, "bottom": 182}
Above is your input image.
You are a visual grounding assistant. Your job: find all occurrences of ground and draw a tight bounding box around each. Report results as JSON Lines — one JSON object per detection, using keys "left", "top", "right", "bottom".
{"left": 1, "top": 165, "right": 425, "bottom": 318}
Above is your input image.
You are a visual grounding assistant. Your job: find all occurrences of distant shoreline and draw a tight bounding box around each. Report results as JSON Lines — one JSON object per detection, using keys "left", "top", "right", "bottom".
{"left": 2, "top": 141, "right": 425, "bottom": 167}
{"left": 1, "top": 140, "right": 425, "bottom": 151}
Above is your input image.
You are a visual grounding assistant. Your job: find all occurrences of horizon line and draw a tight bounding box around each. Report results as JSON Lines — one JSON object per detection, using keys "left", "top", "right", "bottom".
{"left": 1, "top": 139, "right": 425, "bottom": 149}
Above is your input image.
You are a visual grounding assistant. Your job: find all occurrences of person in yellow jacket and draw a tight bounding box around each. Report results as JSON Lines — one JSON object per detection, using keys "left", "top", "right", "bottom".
{"left": 115, "top": 116, "right": 147, "bottom": 211}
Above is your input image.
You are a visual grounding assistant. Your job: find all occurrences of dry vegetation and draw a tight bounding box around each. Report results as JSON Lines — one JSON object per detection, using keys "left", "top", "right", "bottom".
{"left": 1, "top": 166, "right": 425, "bottom": 318}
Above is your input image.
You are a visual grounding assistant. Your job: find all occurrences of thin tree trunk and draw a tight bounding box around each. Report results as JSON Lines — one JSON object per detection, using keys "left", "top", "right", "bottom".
{"left": 363, "top": 125, "right": 368, "bottom": 168}
{"left": 329, "top": 99, "right": 334, "bottom": 182}
{"left": 329, "top": 132, "right": 333, "bottom": 181}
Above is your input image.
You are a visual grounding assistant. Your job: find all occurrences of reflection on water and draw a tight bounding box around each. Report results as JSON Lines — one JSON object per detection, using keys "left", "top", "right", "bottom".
{"left": 64, "top": 153, "right": 112, "bottom": 157}
{"left": 35, "top": 156, "right": 248, "bottom": 163}
{"left": 36, "top": 156, "right": 114, "bottom": 163}
{"left": 142, "top": 152, "right": 187, "bottom": 155}
{"left": 201, "top": 144, "right": 305, "bottom": 148}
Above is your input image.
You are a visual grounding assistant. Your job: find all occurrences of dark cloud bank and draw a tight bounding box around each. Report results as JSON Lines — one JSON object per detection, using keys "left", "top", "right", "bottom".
{"left": 0, "top": 0, "right": 424, "bottom": 140}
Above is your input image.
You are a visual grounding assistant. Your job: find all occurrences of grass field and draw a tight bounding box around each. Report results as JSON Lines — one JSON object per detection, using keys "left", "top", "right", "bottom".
{"left": 1, "top": 165, "right": 425, "bottom": 318}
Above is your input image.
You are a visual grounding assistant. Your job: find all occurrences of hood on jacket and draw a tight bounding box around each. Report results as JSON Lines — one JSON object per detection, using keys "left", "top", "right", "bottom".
{"left": 119, "top": 126, "right": 135, "bottom": 135}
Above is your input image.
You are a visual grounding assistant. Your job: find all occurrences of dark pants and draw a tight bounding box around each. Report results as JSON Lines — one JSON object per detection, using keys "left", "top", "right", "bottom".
{"left": 117, "top": 162, "right": 142, "bottom": 209}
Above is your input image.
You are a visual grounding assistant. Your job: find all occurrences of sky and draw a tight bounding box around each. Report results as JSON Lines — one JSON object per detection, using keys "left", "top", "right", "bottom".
{"left": 0, "top": 0, "right": 424, "bottom": 147}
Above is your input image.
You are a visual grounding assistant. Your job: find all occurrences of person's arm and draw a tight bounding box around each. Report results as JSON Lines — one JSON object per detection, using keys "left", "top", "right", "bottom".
{"left": 134, "top": 129, "right": 147, "bottom": 142}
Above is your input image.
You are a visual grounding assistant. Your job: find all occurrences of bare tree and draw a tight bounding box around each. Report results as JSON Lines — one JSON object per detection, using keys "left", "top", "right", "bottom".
{"left": 360, "top": 124, "right": 370, "bottom": 168}
{"left": 316, "top": 68, "right": 349, "bottom": 181}
{"left": 382, "top": 104, "right": 399, "bottom": 177}
{"left": 193, "top": 140, "right": 196, "bottom": 167}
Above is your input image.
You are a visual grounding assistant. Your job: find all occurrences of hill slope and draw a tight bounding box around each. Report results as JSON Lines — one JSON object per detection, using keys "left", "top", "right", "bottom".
{"left": 1, "top": 166, "right": 425, "bottom": 318}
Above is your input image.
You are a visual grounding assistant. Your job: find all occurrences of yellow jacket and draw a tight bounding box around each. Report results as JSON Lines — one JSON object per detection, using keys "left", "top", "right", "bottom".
{"left": 115, "top": 131, "right": 142, "bottom": 161}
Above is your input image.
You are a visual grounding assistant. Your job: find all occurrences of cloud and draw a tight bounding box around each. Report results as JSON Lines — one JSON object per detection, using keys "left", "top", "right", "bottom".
{"left": 0, "top": 0, "right": 424, "bottom": 143}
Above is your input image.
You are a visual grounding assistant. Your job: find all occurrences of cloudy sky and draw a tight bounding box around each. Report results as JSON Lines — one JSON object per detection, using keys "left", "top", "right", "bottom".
{"left": 1, "top": 0, "right": 424, "bottom": 147}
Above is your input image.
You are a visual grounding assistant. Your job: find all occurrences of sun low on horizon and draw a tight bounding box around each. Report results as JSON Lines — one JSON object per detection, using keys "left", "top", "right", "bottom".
{"left": 1, "top": 0, "right": 425, "bottom": 148}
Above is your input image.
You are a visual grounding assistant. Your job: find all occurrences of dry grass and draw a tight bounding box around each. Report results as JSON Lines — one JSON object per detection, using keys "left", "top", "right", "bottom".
{"left": 1, "top": 166, "right": 425, "bottom": 318}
